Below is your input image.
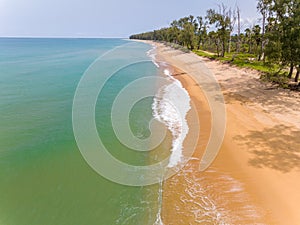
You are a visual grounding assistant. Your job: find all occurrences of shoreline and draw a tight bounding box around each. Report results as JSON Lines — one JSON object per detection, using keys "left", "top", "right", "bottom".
{"left": 143, "top": 40, "right": 300, "bottom": 224}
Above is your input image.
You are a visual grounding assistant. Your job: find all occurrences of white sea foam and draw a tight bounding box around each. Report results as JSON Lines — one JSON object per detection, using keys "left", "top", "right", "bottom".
{"left": 149, "top": 44, "right": 191, "bottom": 225}
{"left": 153, "top": 179, "right": 164, "bottom": 225}
{"left": 152, "top": 69, "right": 191, "bottom": 168}
{"left": 147, "top": 46, "right": 159, "bottom": 68}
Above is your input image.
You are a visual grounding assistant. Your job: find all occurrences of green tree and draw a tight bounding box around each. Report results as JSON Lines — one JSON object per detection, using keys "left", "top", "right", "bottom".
{"left": 195, "top": 16, "right": 208, "bottom": 50}
{"left": 275, "top": 0, "right": 300, "bottom": 81}
{"left": 257, "top": 0, "right": 272, "bottom": 61}
{"left": 263, "top": 0, "right": 300, "bottom": 81}
{"left": 252, "top": 25, "right": 262, "bottom": 57}
{"left": 208, "top": 31, "right": 221, "bottom": 56}
{"left": 206, "top": 4, "right": 232, "bottom": 57}
{"left": 177, "top": 15, "right": 198, "bottom": 50}
{"left": 170, "top": 20, "right": 180, "bottom": 44}
{"left": 244, "top": 28, "right": 254, "bottom": 53}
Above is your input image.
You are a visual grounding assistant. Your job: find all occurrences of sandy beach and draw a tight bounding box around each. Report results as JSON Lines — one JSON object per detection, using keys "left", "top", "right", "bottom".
{"left": 146, "top": 41, "right": 300, "bottom": 224}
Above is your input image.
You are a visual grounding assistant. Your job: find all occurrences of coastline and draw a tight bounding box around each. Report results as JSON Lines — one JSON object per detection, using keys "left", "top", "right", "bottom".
{"left": 142, "top": 40, "right": 300, "bottom": 224}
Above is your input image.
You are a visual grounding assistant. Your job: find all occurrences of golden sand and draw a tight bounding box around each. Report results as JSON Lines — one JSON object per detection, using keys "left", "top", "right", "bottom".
{"left": 146, "top": 41, "right": 300, "bottom": 224}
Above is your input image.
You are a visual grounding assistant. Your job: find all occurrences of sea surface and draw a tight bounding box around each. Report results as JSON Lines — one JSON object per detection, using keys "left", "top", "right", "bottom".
{"left": 0, "top": 38, "right": 191, "bottom": 224}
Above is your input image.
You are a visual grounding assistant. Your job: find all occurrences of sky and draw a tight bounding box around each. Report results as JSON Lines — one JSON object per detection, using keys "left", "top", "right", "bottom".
{"left": 0, "top": 0, "right": 260, "bottom": 38}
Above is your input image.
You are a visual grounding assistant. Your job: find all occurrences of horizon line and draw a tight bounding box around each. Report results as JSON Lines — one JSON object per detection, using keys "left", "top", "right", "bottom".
{"left": 0, "top": 36, "right": 129, "bottom": 39}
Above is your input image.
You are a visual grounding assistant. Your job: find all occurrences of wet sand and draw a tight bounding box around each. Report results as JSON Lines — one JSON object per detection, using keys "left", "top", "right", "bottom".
{"left": 145, "top": 41, "right": 300, "bottom": 224}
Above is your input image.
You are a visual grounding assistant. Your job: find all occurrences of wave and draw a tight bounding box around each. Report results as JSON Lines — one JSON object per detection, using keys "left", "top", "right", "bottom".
{"left": 148, "top": 43, "right": 191, "bottom": 225}
{"left": 147, "top": 47, "right": 159, "bottom": 68}
{"left": 148, "top": 39, "right": 191, "bottom": 169}
{"left": 152, "top": 68, "right": 191, "bottom": 168}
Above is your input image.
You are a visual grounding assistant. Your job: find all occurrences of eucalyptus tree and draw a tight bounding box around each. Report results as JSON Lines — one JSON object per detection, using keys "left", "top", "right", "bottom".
{"left": 196, "top": 16, "right": 208, "bottom": 50}
{"left": 273, "top": 0, "right": 300, "bottom": 81}
{"left": 244, "top": 28, "right": 253, "bottom": 53}
{"left": 227, "top": 8, "right": 237, "bottom": 53}
{"left": 208, "top": 31, "right": 221, "bottom": 56}
{"left": 180, "top": 15, "right": 198, "bottom": 50}
{"left": 170, "top": 20, "right": 180, "bottom": 44}
{"left": 206, "top": 4, "right": 232, "bottom": 57}
{"left": 262, "top": 0, "right": 300, "bottom": 81}
{"left": 236, "top": 6, "right": 242, "bottom": 53}
{"left": 264, "top": 17, "right": 282, "bottom": 64}
{"left": 252, "top": 25, "right": 262, "bottom": 57}
{"left": 257, "top": 0, "right": 273, "bottom": 61}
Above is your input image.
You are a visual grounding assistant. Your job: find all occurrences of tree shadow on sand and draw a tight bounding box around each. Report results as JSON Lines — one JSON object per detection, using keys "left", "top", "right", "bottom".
{"left": 234, "top": 125, "right": 300, "bottom": 173}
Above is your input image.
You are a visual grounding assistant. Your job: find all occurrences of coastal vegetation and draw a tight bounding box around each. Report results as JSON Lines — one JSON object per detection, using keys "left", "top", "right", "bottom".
{"left": 130, "top": 0, "right": 300, "bottom": 89}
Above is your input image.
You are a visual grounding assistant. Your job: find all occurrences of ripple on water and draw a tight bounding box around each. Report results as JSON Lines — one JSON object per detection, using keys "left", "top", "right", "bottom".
{"left": 162, "top": 159, "right": 266, "bottom": 224}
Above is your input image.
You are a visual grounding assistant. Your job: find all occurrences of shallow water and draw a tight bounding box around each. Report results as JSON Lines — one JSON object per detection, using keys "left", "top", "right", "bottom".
{"left": 0, "top": 38, "right": 166, "bottom": 225}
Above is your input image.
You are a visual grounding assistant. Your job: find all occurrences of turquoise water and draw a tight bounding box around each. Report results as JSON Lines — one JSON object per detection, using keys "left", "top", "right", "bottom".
{"left": 0, "top": 38, "right": 163, "bottom": 225}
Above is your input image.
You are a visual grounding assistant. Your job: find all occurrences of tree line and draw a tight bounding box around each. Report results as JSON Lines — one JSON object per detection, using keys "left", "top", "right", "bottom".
{"left": 130, "top": 0, "right": 300, "bottom": 83}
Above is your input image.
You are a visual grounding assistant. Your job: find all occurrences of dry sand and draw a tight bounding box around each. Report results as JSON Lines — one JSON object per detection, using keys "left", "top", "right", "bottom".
{"left": 144, "top": 41, "right": 300, "bottom": 224}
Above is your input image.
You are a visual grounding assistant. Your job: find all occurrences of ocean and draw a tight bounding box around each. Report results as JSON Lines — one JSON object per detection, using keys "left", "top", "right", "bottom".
{"left": 0, "top": 38, "right": 191, "bottom": 224}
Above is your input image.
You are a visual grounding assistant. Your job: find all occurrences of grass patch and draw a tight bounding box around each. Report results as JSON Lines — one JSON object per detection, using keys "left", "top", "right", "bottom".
{"left": 193, "top": 50, "right": 218, "bottom": 59}
{"left": 193, "top": 50, "right": 298, "bottom": 89}
{"left": 194, "top": 50, "right": 280, "bottom": 73}
{"left": 163, "top": 42, "right": 190, "bottom": 53}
